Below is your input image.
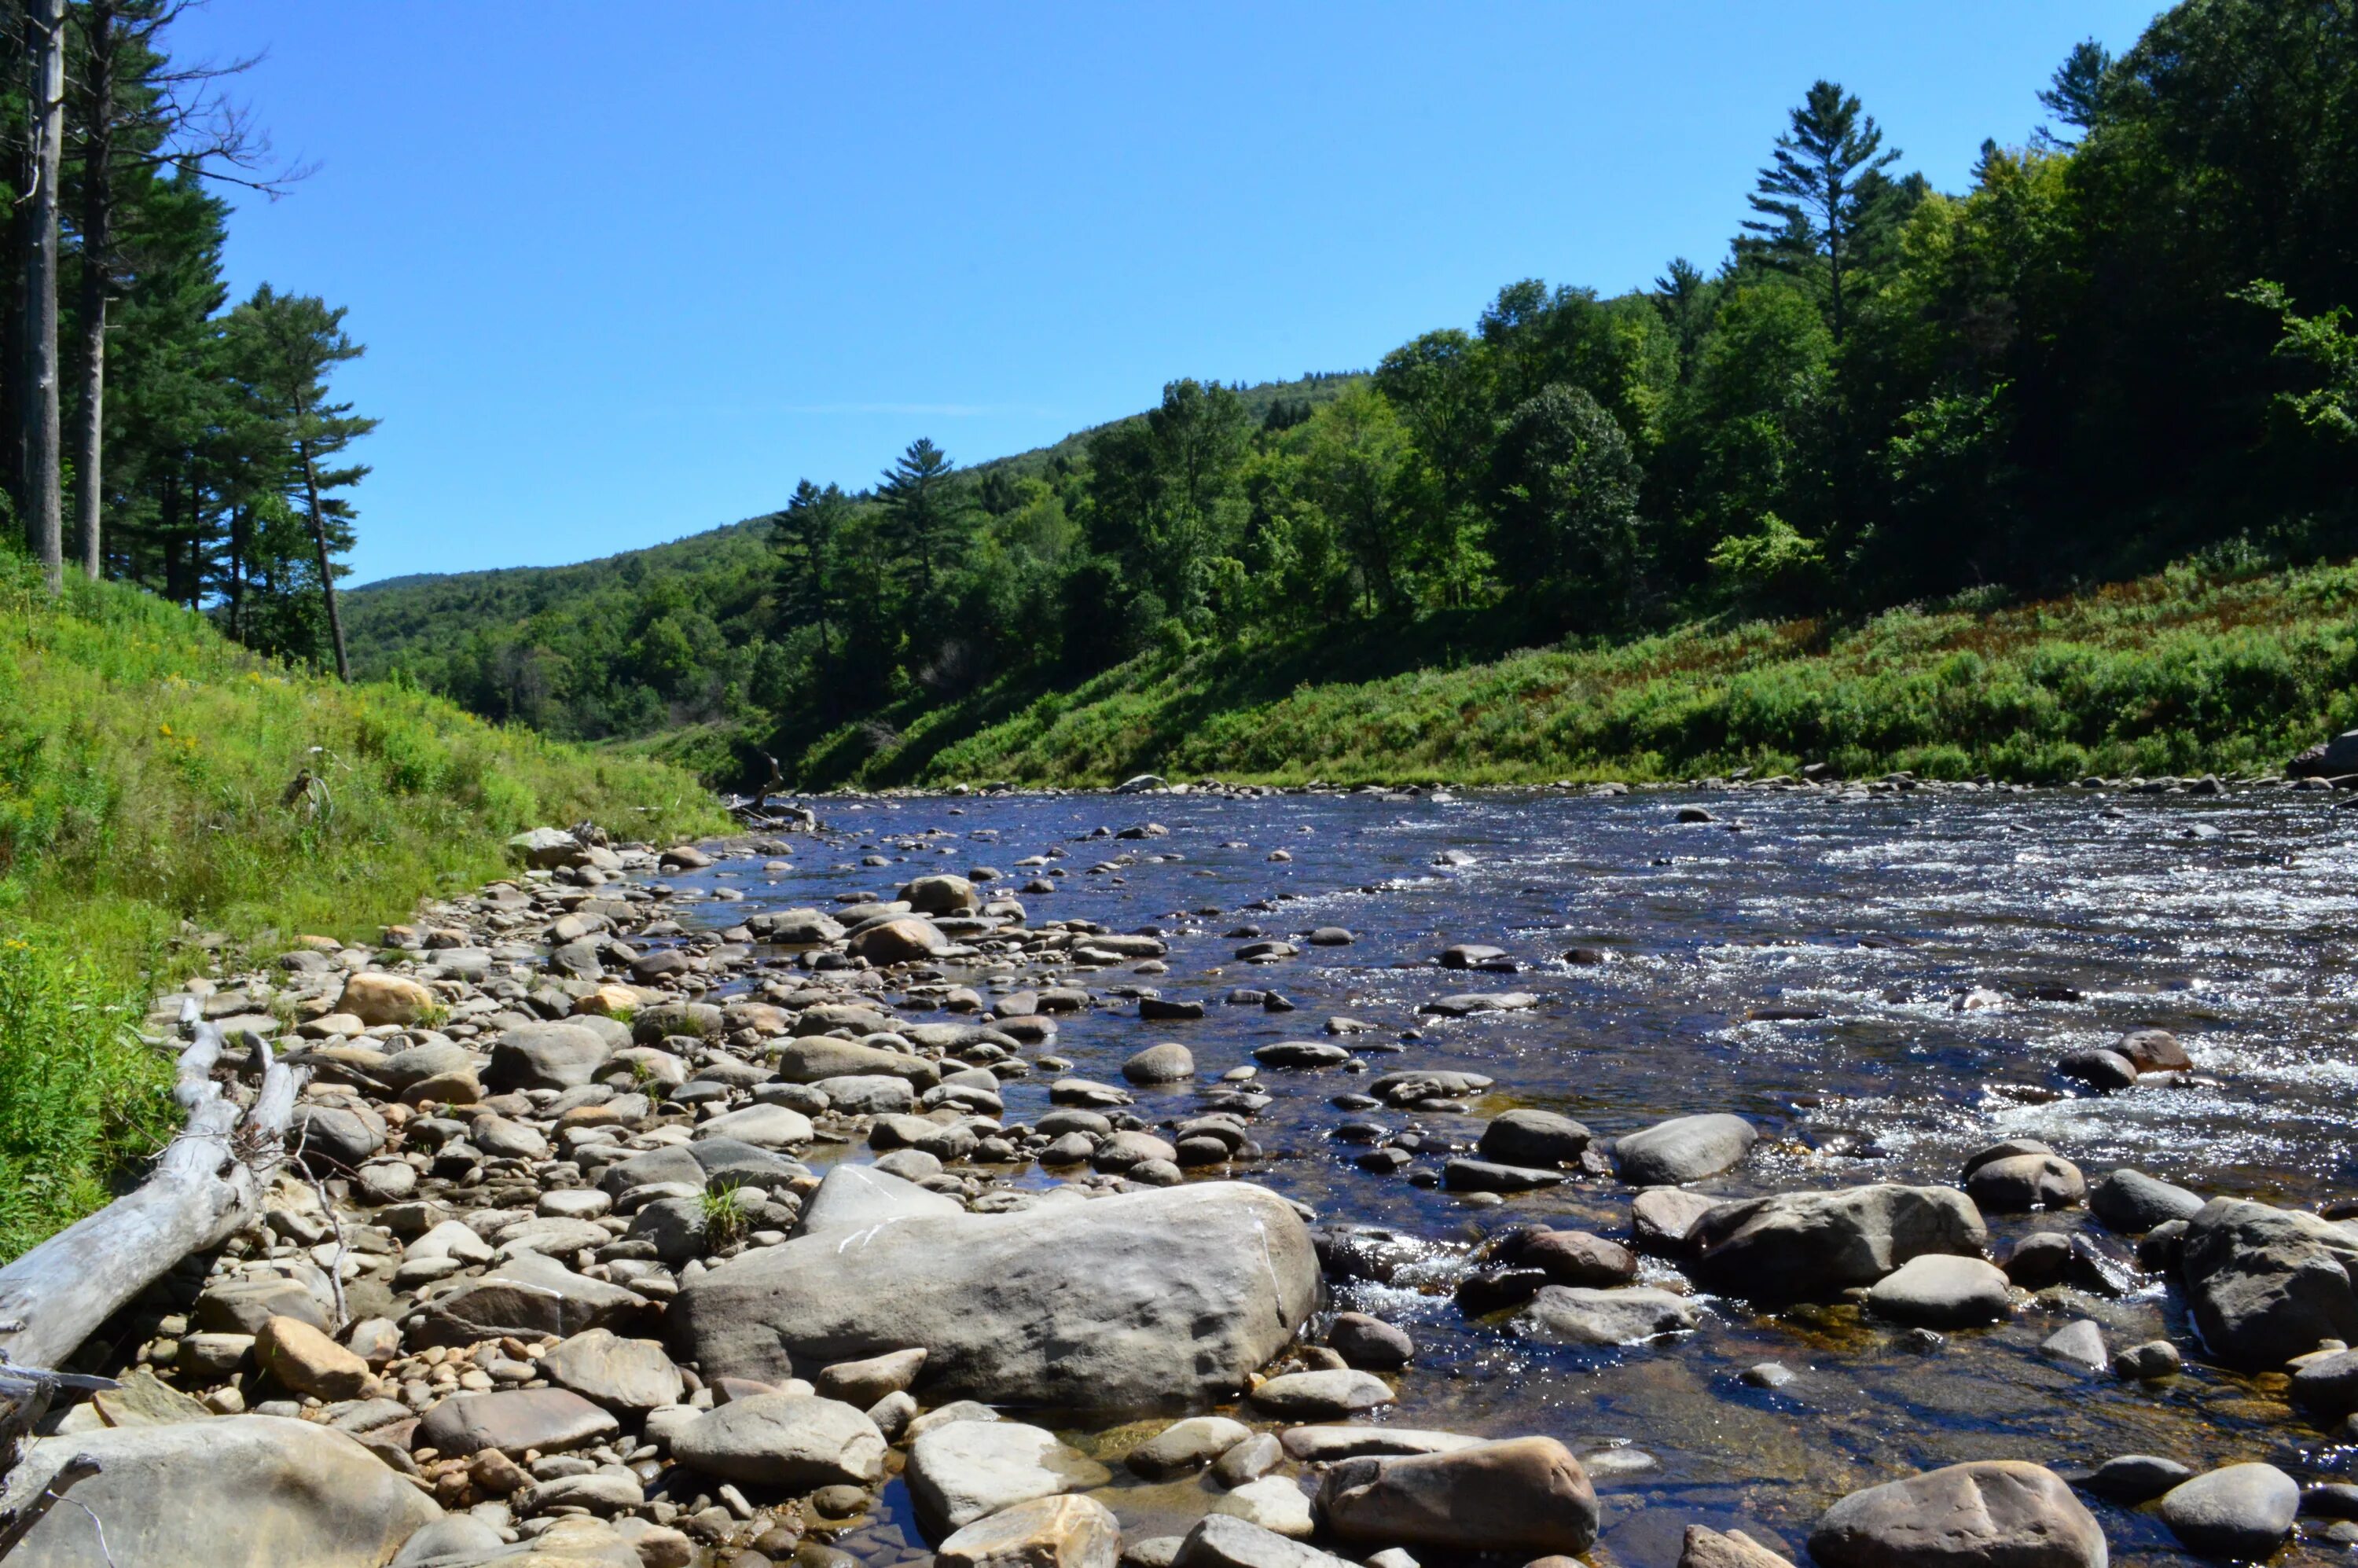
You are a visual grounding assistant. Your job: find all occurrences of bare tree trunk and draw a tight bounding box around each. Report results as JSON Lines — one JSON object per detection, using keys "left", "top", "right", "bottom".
{"left": 0, "top": 1014, "right": 302, "bottom": 1375}
{"left": 22, "top": 0, "right": 66, "bottom": 594}
{"left": 296, "top": 429, "right": 349, "bottom": 680}
{"left": 72, "top": 0, "right": 116, "bottom": 582}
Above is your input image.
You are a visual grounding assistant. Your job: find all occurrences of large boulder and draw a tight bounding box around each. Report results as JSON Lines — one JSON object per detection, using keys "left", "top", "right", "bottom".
{"left": 2088, "top": 1168, "right": 2204, "bottom": 1232}
{"left": 938, "top": 1495, "right": 1122, "bottom": 1568}
{"left": 2288, "top": 729, "right": 2358, "bottom": 778}
{"left": 406, "top": 1251, "right": 652, "bottom": 1347}
{"left": 540, "top": 1329, "right": 684, "bottom": 1412}
{"left": 670, "top": 1181, "right": 1319, "bottom": 1411}
{"left": 2180, "top": 1198, "right": 2358, "bottom": 1368}
{"left": 669, "top": 1394, "right": 886, "bottom": 1489}
{"left": 2158, "top": 1463, "right": 2300, "bottom": 1559}
{"left": 906, "top": 1419, "right": 1113, "bottom": 1534}
{"left": 1477, "top": 1110, "right": 1592, "bottom": 1167}
{"left": 1612, "top": 1114, "right": 1757, "bottom": 1185}
{"left": 484, "top": 1022, "right": 613, "bottom": 1091}
{"left": 792, "top": 1162, "right": 962, "bottom": 1238}
{"left": 2, "top": 1416, "right": 440, "bottom": 1567}
{"left": 417, "top": 1388, "right": 619, "bottom": 1456}
{"left": 848, "top": 916, "right": 947, "bottom": 964}
{"left": 901, "top": 874, "right": 979, "bottom": 916}
{"left": 1318, "top": 1436, "right": 1599, "bottom": 1557}
{"left": 769, "top": 1037, "right": 940, "bottom": 1087}
{"left": 1809, "top": 1461, "right": 2105, "bottom": 1568}
{"left": 1690, "top": 1185, "right": 1989, "bottom": 1305}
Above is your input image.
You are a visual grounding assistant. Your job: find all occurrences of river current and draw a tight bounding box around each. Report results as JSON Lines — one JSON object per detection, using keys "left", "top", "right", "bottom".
{"left": 660, "top": 784, "right": 2358, "bottom": 1568}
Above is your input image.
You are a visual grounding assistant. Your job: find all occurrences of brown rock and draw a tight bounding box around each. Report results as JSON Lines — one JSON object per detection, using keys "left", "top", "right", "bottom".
{"left": 1680, "top": 1525, "right": 1794, "bottom": 1568}
{"left": 1318, "top": 1435, "right": 1599, "bottom": 1556}
{"left": 339, "top": 971, "right": 436, "bottom": 1027}
{"left": 415, "top": 1387, "right": 619, "bottom": 1457}
{"left": 937, "top": 1493, "right": 1122, "bottom": 1568}
{"left": 255, "top": 1315, "right": 373, "bottom": 1401}
{"left": 1809, "top": 1461, "right": 2106, "bottom": 1568}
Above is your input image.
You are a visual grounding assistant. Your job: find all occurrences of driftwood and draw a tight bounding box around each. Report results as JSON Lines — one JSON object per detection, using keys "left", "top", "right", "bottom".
{"left": 0, "top": 1451, "right": 101, "bottom": 1558}
{"left": 0, "top": 1001, "right": 305, "bottom": 1376}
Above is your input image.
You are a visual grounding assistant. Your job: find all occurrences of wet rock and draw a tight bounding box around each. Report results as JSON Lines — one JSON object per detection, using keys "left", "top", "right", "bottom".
{"left": 848, "top": 916, "right": 947, "bottom": 963}
{"left": 1421, "top": 992, "right": 1537, "bottom": 1017}
{"left": 1328, "top": 1312, "right": 1414, "bottom": 1370}
{"left": 902, "top": 873, "right": 979, "bottom": 915}
{"left": 417, "top": 1387, "right": 620, "bottom": 1456}
{"left": 2083, "top": 1455, "right": 2193, "bottom": 1505}
{"left": 1517, "top": 1286, "right": 1699, "bottom": 1345}
{"left": 1455, "top": 1268, "right": 1548, "bottom": 1316}
{"left": 1277, "top": 1427, "right": 1486, "bottom": 1462}
{"left": 1129, "top": 1416, "right": 1252, "bottom": 1478}
{"left": 2114, "top": 1028, "right": 2191, "bottom": 1071}
{"left": 1476, "top": 1111, "right": 1592, "bottom": 1167}
{"left": 1522, "top": 1229, "right": 1640, "bottom": 1287}
{"left": 541, "top": 1328, "right": 685, "bottom": 1412}
{"left": 2038, "top": 1320, "right": 2108, "bottom": 1372}
{"left": 1964, "top": 1154, "right": 2084, "bottom": 1213}
{"left": 2158, "top": 1463, "right": 2300, "bottom": 1560}
{"left": 1439, "top": 944, "right": 1509, "bottom": 970}
{"left": 1612, "top": 1114, "right": 1757, "bottom": 1185}
{"left": 906, "top": 1419, "right": 1113, "bottom": 1533}
{"left": 1864, "top": 1255, "right": 2013, "bottom": 1327}
{"left": 673, "top": 1181, "right": 1318, "bottom": 1410}
{"left": 1809, "top": 1461, "right": 2105, "bottom": 1568}
{"left": 2088, "top": 1167, "right": 2204, "bottom": 1232}
{"left": 1679, "top": 1526, "right": 1795, "bottom": 1568}
{"left": 938, "top": 1494, "right": 1122, "bottom": 1568}
{"left": 2180, "top": 1197, "right": 2358, "bottom": 1368}
{"left": 1170, "top": 1515, "right": 1356, "bottom": 1568}
{"left": 1691, "top": 1185, "right": 1989, "bottom": 1305}
{"left": 2292, "top": 1346, "right": 2358, "bottom": 1416}
{"left": 1122, "top": 1043, "right": 1196, "bottom": 1085}
{"left": 1214, "top": 1432, "right": 1284, "bottom": 1485}
{"left": 1254, "top": 1041, "right": 1351, "bottom": 1068}
{"left": 670, "top": 1393, "right": 887, "bottom": 1489}
{"left": 1442, "top": 1159, "right": 1564, "bottom": 1194}
{"left": 2113, "top": 1338, "right": 2182, "bottom": 1380}
{"left": 2057, "top": 1048, "right": 2136, "bottom": 1091}
{"left": 1250, "top": 1368, "right": 1394, "bottom": 1418}
{"left": 1632, "top": 1188, "right": 1719, "bottom": 1254}
{"left": 1210, "top": 1475, "right": 1316, "bottom": 1537}
{"left": 2, "top": 1416, "right": 441, "bottom": 1568}
{"left": 1319, "top": 1436, "right": 1600, "bottom": 1557}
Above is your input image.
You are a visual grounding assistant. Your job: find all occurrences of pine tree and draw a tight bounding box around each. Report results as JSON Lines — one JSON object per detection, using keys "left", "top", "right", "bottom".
{"left": 1743, "top": 81, "right": 1902, "bottom": 343}
{"left": 876, "top": 437, "right": 967, "bottom": 601}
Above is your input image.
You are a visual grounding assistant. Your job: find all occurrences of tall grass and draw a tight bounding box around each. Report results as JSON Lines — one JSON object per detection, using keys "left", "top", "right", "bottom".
{"left": 900, "top": 560, "right": 2358, "bottom": 786}
{"left": 0, "top": 552, "right": 726, "bottom": 1257}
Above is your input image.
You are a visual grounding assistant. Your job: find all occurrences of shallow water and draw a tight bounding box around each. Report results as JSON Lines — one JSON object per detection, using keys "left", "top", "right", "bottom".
{"left": 670, "top": 786, "right": 2358, "bottom": 1566}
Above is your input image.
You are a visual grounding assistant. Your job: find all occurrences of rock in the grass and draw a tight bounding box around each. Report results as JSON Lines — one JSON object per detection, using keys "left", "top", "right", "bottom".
{"left": 1, "top": 1416, "right": 440, "bottom": 1568}
{"left": 673, "top": 1181, "right": 1318, "bottom": 1410}
{"left": 1690, "top": 1185, "right": 1989, "bottom": 1305}
{"left": 1319, "top": 1436, "right": 1600, "bottom": 1556}
{"left": 2088, "top": 1167, "right": 2204, "bottom": 1232}
{"left": 1128, "top": 1416, "right": 1253, "bottom": 1478}
{"left": 1210, "top": 1475, "right": 1316, "bottom": 1538}
{"left": 1679, "top": 1526, "right": 1795, "bottom": 1568}
{"left": 417, "top": 1387, "right": 619, "bottom": 1457}
{"left": 1122, "top": 1043, "right": 1196, "bottom": 1085}
{"left": 937, "top": 1493, "right": 1122, "bottom": 1568}
{"left": 255, "top": 1314, "right": 372, "bottom": 1401}
{"left": 1612, "top": 1114, "right": 1757, "bottom": 1185}
{"left": 1808, "top": 1461, "right": 2105, "bottom": 1568}
{"left": 1249, "top": 1369, "right": 1394, "bottom": 1419}
{"left": 484, "top": 1021, "right": 613, "bottom": 1091}
{"left": 1172, "top": 1515, "right": 1358, "bottom": 1568}
{"left": 815, "top": 1346, "right": 927, "bottom": 1407}
{"left": 1328, "top": 1313, "right": 1414, "bottom": 1370}
{"left": 792, "top": 1162, "right": 963, "bottom": 1237}
{"left": 669, "top": 1393, "right": 887, "bottom": 1489}
{"left": 339, "top": 971, "right": 438, "bottom": 1027}
{"left": 406, "top": 1250, "right": 651, "bottom": 1347}
{"left": 1517, "top": 1286, "right": 1699, "bottom": 1346}
{"left": 541, "top": 1328, "right": 685, "bottom": 1412}
{"left": 2180, "top": 1197, "right": 2358, "bottom": 1368}
{"left": 1864, "top": 1255, "right": 2013, "bottom": 1327}
{"left": 1477, "top": 1110, "right": 1593, "bottom": 1167}
{"left": 2158, "top": 1463, "right": 2301, "bottom": 1560}
{"left": 1964, "top": 1154, "right": 2085, "bottom": 1213}
{"left": 906, "top": 1419, "right": 1114, "bottom": 1533}
{"left": 2292, "top": 1346, "right": 2358, "bottom": 1416}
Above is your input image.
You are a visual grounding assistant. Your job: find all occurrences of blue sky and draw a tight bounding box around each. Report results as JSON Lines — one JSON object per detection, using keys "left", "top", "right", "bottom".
{"left": 174, "top": 2, "right": 2162, "bottom": 586}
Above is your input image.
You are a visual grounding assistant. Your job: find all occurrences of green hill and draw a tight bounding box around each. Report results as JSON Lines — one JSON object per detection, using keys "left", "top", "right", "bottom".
{"left": 0, "top": 551, "right": 723, "bottom": 1255}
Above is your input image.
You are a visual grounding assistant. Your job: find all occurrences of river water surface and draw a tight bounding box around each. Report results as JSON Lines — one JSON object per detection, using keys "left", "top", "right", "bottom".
{"left": 669, "top": 785, "right": 2358, "bottom": 1567}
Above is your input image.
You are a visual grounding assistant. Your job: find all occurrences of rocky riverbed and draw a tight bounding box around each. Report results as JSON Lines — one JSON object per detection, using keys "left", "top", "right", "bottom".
{"left": 7, "top": 773, "right": 2358, "bottom": 1568}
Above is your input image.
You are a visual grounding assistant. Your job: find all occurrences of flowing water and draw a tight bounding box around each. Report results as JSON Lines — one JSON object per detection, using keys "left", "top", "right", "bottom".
{"left": 665, "top": 785, "right": 2358, "bottom": 1566}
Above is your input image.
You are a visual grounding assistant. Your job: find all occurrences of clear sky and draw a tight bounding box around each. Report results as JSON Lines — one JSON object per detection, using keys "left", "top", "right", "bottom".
{"left": 174, "top": 2, "right": 2163, "bottom": 586}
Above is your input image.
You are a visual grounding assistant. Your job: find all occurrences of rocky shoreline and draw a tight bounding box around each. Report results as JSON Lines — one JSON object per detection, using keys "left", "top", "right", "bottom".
{"left": 2, "top": 780, "right": 2355, "bottom": 1568}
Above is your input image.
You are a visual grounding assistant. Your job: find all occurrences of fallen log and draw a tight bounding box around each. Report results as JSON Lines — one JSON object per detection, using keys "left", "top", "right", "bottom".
{"left": 0, "top": 1004, "right": 305, "bottom": 1375}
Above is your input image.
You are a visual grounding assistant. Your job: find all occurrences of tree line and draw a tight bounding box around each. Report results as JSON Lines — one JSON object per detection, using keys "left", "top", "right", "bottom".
{"left": 2, "top": 2, "right": 372, "bottom": 674}
{"left": 380, "top": 0, "right": 2358, "bottom": 767}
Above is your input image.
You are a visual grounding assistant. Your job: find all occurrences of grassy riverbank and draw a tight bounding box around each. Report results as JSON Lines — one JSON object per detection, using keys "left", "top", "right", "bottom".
{"left": 0, "top": 554, "right": 725, "bottom": 1257}
{"left": 788, "top": 558, "right": 2358, "bottom": 788}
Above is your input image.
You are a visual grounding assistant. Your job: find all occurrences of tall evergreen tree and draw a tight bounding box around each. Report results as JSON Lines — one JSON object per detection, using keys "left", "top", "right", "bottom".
{"left": 2035, "top": 39, "right": 2113, "bottom": 149}
{"left": 876, "top": 437, "right": 965, "bottom": 601}
{"left": 1743, "top": 80, "right": 1901, "bottom": 343}
{"left": 771, "top": 478, "right": 849, "bottom": 675}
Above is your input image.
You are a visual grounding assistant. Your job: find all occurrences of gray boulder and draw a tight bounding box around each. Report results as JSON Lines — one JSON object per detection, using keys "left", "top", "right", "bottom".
{"left": 1173, "top": 1516, "right": 1357, "bottom": 1568}
{"left": 1517, "top": 1286, "right": 1699, "bottom": 1345}
{"left": 416, "top": 1388, "right": 619, "bottom": 1456}
{"left": 1864, "top": 1254, "right": 2013, "bottom": 1327}
{"left": 1477, "top": 1109, "right": 1592, "bottom": 1166}
{"left": 2, "top": 1416, "right": 441, "bottom": 1568}
{"left": 2180, "top": 1197, "right": 2358, "bottom": 1368}
{"left": 937, "top": 1495, "right": 1121, "bottom": 1568}
{"left": 669, "top": 1393, "right": 886, "bottom": 1489}
{"left": 1613, "top": 1114, "right": 1757, "bottom": 1184}
{"left": 671, "top": 1181, "right": 1319, "bottom": 1410}
{"left": 792, "top": 1162, "right": 963, "bottom": 1237}
{"left": 1319, "top": 1436, "right": 1600, "bottom": 1556}
{"left": 2288, "top": 729, "right": 2358, "bottom": 778}
{"left": 484, "top": 1022, "right": 612, "bottom": 1091}
{"left": 540, "top": 1329, "right": 684, "bottom": 1412}
{"left": 2088, "top": 1167, "right": 2204, "bottom": 1232}
{"left": 1691, "top": 1184, "right": 1989, "bottom": 1305}
{"left": 769, "top": 1037, "right": 940, "bottom": 1087}
{"left": 406, "top": 1250, "right": 652, "bottom": 1347}
{"left": 906, "top": 1419, "right": 1113, "bottom": 1533}
{"left": 2159, "top": 1463, "right": 2299, "bottom": 1560}
{"left": 1809, "top": 1461, "right": 2105, "bottom": 1568}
